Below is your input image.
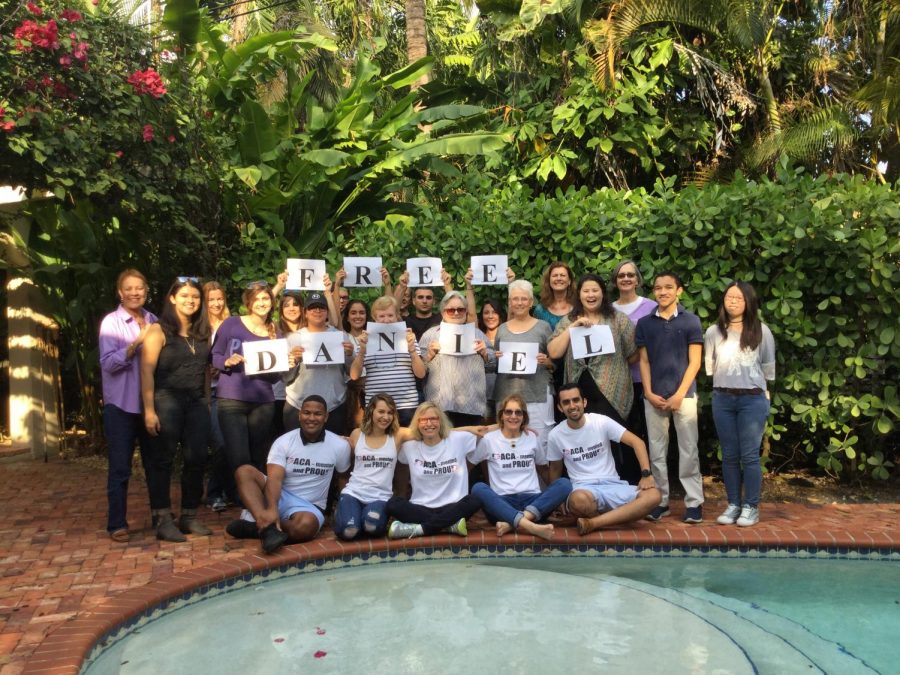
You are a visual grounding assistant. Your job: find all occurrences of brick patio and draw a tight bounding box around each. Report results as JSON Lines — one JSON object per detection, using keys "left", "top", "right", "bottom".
{"left": 0, "top": 457, "right": 897, "bottom": 674}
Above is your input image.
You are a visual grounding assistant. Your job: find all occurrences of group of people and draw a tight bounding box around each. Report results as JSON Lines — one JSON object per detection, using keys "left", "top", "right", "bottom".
{"left": 98, "top": 259, "right": 775, "bottom": 552}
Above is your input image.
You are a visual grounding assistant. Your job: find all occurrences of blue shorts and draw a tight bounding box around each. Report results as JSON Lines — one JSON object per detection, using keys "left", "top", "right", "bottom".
{"left": 278, "top": 489, "right": 325, "bottom": 530}
{"left": 571, "top": 479, "right": 638, "bottom": 512}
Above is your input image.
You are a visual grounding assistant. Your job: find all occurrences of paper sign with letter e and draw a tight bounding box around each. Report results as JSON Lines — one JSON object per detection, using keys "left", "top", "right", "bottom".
{"left": 438, "top": 322, "right": 476, "bottom": 356}
{"left": 299, "top": 331, "right": 346, "bottom": 365}
{"left": 471, "top": 255, "right": 508, "bottom": 286}
{"left": 286, "top": 258, "right": 326, "bottom": 291}
{"left": 406, "top": 257, "right": 443, "bottom": 287}
{"left": 570, "top": 325, "right": 616, "bottom": 360}
{"left": 243, "top": 339, "right": 290, "bottom": 375}
{"left": 343, "top": 257, "right": 383, "bottom": 288}
{"left": 497, "top": 342, "right": 538, "bottom": 374}
{"left": 366, "top": 322, "right": 409, "bottom": 355}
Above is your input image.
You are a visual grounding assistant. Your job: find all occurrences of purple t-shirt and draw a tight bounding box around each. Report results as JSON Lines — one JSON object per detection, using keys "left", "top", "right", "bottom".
{"left": 99, "top": 305, "right": 158, "bottom": 414}
{"left": 613, "top": 297, "right": 657, "bottom": 382}
{"left": 210, "top": 316, "right": 281, "bottom": 403}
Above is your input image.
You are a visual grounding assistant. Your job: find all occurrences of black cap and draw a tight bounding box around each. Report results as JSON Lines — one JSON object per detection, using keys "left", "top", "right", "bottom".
{"left": 305, "top": 292, "right": 327, "bottom": 309}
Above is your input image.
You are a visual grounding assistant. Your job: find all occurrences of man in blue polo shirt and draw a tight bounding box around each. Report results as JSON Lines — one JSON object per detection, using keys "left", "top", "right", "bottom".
{"left": 635, "top": 272, "right": 705, "bottom": 523}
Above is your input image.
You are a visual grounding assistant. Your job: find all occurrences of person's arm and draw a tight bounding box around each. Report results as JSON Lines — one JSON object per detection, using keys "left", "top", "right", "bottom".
{"left": 380, "top": 267, "right": 393, "bottom": 297}
{"left": 335, "top": 470, "right": 351, "bottom": 494}
{"left": 619, "top": 430, "right": 656, "bottom": 491}
{"left": 323, "top": 273, "right": 341, "bottom": 328}
{"left": 666, "top": 343, "right": 702, "bottom": 411}
{"left": 464, "top": 268, "right": 478, "bottom": 324}
{"left": 639, "top": 347, "right": 666, "bottom": 410}
{"left": 537, "top": 464, "right": 550, "bottom": 485}
{"left": 350, "top": 332, "right": 367, "bottom": 380}
{"left": 547, "top": 322, "right": 572, "bottom": 359}
{"left": 441, "top": 268, "right": 453, "bottom": 293}
{"left": 407, "top": 330, "right": 426, "bottom": 378}
{"left": 140, "top": 325, "right": 165, "bottom": 436}
{"left": 393, "top": 461, "right": 411, "bottom": 498}
{"left": 393, "top": 270, "right": 409, "bottom": 306}
{"left": 272, "top": 271, "right": 288, "bottom": 297}
{"left": 211, "top": 319, "right": 245, "bottom": 372}
{"left": 259, "top": 463, "right": 286, "bottom": 530}
{"left": 332, "top": 267, "right": 346, "bottom": 313}
{"left": 100, "top": 314, "right": 151, "bottom": 373}
{"left": 548, "top": 460, "right": 563, "bottom": 483}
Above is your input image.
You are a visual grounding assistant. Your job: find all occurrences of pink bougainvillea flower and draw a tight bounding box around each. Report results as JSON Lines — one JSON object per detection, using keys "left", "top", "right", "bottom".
{"left": 115, "top": 150, "right": 124, "bottom": 158}
{"left": 14, "top": 18, "right": 60, "bottom": 51}
{"left": 52, "top": 81, "right": 72, "bottom": 98}
{"left": 73, "top": 42, "right": 88, "bottom": 61}
{"left": 59, "top": 54, "right": 71, "bottom": 67}
{"left": 315, "top": 628, "right": 326, "bottom": 635}
{"left": 127, "top": 69, "right": 167, "bottom": 99}
{"left": 26, "top": 2, "right": 43, "bottom": 16}
{"left": 142, "top": 123, "right": 154, "bottom": 142}
{"left": 60, "top": 9, "right": 82, "bottom": 21}
{"left": 40, "top": 75, "right": 53, "bottom": 87}
{"left": 91, "top": 0, "right": 98, "bottom": 5}
{"left": 313, "top": 651, "right": 327, "bottom": 659}
{"left": 1, "top": 121, "right": 16, "bottom": 132}
{"left": 167, "top": 134, "right": 176, "bottom": 143}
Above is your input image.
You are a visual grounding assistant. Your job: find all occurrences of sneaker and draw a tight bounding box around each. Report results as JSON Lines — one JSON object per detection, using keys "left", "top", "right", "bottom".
{"left": 645, "top": 505, "right": 670, "bottom": 522}
{"left": 716, "top": 504, "right": 742, "bottom": 525}
{"left": 683, "top": 506, "right": 703, "bottom": 524}
{"left": 225, "top": 519, "right": 259, "bottom": 539}
{"left": 446, "top": 518, "right": 467, "bottom": 536}
{"left": 260, "top": 524, "right": 289, "bottom": 553}
{"left": 209, "top": 497, "right": 227, "bottom": 512}
{"left": 387, "top": 521, "right": 424, "bottom": 539}
{"left": 736, "top": 505, "right": 759, "bottom": 527}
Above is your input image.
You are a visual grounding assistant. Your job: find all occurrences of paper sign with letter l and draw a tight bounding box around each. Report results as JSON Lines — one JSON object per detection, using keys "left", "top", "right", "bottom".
{"left": 300, "top": 331, "right": 346, "bottom": 365}
{"left": 366, "top": 322, "right": 409, "bottom": 355}
{"left": 286, "top": 258, "right": 326, "bottom": 290}
{"left": 343, "top": 257, "right": 383, "bottom": 288}
{"left": 243, "top": 339, "right": 290, "bottom": 375}
{"left": 471, "top": 255, "right": 508, "bottom": 285}
{"left": 438, "top": 322, "right": 476, "bottom": 356}
{"left": 497, "top": 341, "right": 538, "bottom": 374}
{"left": 406, "top": 257, "right": 443, "bottom": 287}
{"left": 569, "top": 325, "right": 616, "bottom": 360}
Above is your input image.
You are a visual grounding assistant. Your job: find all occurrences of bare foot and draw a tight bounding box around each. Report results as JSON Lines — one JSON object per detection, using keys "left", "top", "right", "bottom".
{"left": 519, "top": 519, "right": 555, "bottom": 541}
{"left": 496, "top": 521, "right": 513, "bottom": 537}
{"left": 576, "top": 518, "right": 593, "bottom": 536}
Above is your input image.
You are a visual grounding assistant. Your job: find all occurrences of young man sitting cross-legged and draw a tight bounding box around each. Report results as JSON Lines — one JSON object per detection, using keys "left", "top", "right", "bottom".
{"left": 547, "top": 383, "right": 661, "bottom": 535}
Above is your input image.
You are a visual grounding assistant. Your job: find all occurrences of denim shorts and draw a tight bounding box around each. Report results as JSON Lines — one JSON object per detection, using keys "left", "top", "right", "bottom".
{"left": 571, "top": 479, "right": 638, "bottom": 512}
{"left": 278, "top": 489, "right": 325, "bottom": 529}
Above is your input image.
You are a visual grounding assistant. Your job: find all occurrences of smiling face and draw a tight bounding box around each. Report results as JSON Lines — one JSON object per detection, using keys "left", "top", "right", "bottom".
{"left": 371, "top": 399, "right": 395, "bottom": 432}
{"left": 481, "top": 304, "right": 501, "bottom": 330}
{"left": 281, "top": 296, "right": 303, "bottom": 325}
{"left": 170, "top": 284, "right": 201, "bottom": 318}
{"left": 724, "top": 286, "right": 746, "bottom": 321}
{"left": 557, "top": 387, "right": 586, "bottom": 425}
{"left": 417, "top": 409, "right": 442, "bottom": 442}
{"left": 579, "top": 280, "right": 603, "bottom": 314}
{"left": 299, "top": 399, "right": 327, "bottom": 437}
{"left": 499, "top": 399, "right": 525, "bottom": 433}
{"left": 347, "top": 302, "right": 367, "bottom": 331}
{"left": 374, "top": 306, "right": 398, "bottom": 323}
{"left": 206, "top": 289, "right": 225, "bottom": 319}
{"left": 652, "top": 275, "right": 682, "bottom": 312}
{"left": 441, "top": 296, "right": 467, "bottom": 325}
{"left": 118, "top": 275, "right": 147, "bottom": 313}
{"left": 248, "top": 289, "right": 272, "bottom": 320}
{"left": 615, "top": 262, "right": 639, "bottom": 295}
{"left": 549, "top": 265, "right": 572, "bottom": 293}
{"left": 508, "top": 288, "right": 533, "bottom": 319}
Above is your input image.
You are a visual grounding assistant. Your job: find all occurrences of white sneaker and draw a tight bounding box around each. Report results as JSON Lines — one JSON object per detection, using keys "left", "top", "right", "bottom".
{"left": 716, "top": 504, "right": 742, "bottom": 525}
{"left": 388, "top": 521, "right": 424, "bottom": 539}
{"left": 736, "top": 506, "right": 759, "bottom": 527}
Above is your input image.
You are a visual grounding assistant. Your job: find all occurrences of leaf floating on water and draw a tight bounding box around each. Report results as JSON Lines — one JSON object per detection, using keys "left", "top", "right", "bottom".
{"left": 273, "top": 638, "right": 285, "bottom": 643}
{"left": 316, "top": 627, "right": 326, "bottom": 635}
{"left": 314, "top": 650, "right": 327, "bottom": 658}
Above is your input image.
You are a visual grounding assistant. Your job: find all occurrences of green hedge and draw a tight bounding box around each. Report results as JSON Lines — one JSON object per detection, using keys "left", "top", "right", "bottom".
{"left": 333, "top": 166, "right": 899, "bottom": 479}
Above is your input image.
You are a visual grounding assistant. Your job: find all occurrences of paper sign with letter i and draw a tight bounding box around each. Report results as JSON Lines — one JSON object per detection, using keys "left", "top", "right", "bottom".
{"left": 471, "top": 255, "right": 508, "bottom": 285}
{"left": 243, "top": 339, "right": 290, "bottom": 375}
{"left": 343, "top": 257, "right": 383, "bottom": 288}
{"left": 569, "top": 325, "right": 615, "bottom": 360}
{"left": 406, "top": 257, "right": 443, "bottom": 287}
{"left": 497, "top": 342, "right": 538, "bottom": 374}
{"left": 286, "top": 258, "right": 326, "bottom": 290}
{"left": 438, "top": 322, "right": 476, "bottom": 356}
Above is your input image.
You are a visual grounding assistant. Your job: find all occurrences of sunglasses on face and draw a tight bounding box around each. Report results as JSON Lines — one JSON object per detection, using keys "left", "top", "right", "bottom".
{"left": 502, "top": 409, "right": 524, "bottom": 417}
{"left": 444, "top": 307, "right": 466, "bottom": 315}
{"left": 617, "top": 272, "right": 637, "bottom": 279}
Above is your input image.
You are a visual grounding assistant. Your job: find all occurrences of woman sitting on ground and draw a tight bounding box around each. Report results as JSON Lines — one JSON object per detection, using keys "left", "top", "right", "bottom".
{"left": 471, "top": 394, "right": 571, "bottom": 540}
{"left": 386, "top": 402, "right": 484, "bottom": 539}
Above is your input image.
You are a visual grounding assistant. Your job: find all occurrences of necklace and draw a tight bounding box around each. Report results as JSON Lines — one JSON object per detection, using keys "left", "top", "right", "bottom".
{"left": 183, "top": 336, "right": 196, "bottom": 355}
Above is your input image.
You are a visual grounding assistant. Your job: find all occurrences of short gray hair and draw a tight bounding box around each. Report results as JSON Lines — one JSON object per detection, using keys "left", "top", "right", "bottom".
{"left": 610, "top": 259, "right": 644, "bottom": 288}
{"left": 508, "top": 279, "right": 534, "bottom": 300}
{"left": 440, "top": 290, "right": 468, "bottom": 312}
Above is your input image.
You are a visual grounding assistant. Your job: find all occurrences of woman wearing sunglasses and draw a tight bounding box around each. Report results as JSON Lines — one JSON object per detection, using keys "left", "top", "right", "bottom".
{"left": 140, "top": 277, "right": 211, "bottom": 541}
{"left": 418, "top": 291, "right": 496, "bottom": 427}
{"left": 471, "top": 394, "right": 571, "bottom": 540}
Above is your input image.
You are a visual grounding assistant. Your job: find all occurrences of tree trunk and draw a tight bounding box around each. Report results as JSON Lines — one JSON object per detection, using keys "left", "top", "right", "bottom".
{"left": 406, "top": 0, "right": 429, "bottom": 88}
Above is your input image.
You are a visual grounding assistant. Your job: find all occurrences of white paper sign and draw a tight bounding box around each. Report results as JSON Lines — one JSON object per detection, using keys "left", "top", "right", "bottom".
{"left": 343, "top": 257, "right": 383, "bottom": 288}
{"left": 570, "top": 324, "right": 616, "bottom": 360}
{"left": 299, "top": 331, "right": 346, "bottom": 365}
{"left": 366, "top": 321, "right": 409, "bottom": 355}
{"left": 286, "top": 258, "right": 326, "bottom": 290}
{"left": 471, "top": 255, "right": 508, "bottom": 286}
{"left": 242, "top": 339, "right": 290, "bottom": 375}
{"left": 406, "top": 257, "right": 443, "bottom": 287}
{"left": 438, "top": 322, "right": 476, "bottom": 356}
{"left": 497, "top": 341, "right": 539, "bottom": 374}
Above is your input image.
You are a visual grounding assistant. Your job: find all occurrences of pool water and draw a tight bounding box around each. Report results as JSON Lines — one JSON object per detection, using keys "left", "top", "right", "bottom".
{"left": 86, "top": 557, "right": 899, "bottom": 674}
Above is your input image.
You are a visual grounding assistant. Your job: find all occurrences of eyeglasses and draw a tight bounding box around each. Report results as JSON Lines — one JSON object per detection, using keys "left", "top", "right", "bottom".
{"left": 502, "top": 409, "right": 524, "bottom": 417}
{"left": 444, "top": 307, "right": 466, "bottom": 315}
{"left": 245, "top": 280, "right": 270, "bottom": 289}
{"left": 617, "top": 272, "right": 637, "bottom": 279}
{"left": 176, "top": 276, "right": 199, "bottom": 284}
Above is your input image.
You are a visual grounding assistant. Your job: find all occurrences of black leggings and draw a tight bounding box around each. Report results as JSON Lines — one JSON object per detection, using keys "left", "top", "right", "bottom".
{"left": 217, "top": 398, "right": 275, "bottom": 472}
{"left": 386, "top": 495, "right": 482, "bottom": 535}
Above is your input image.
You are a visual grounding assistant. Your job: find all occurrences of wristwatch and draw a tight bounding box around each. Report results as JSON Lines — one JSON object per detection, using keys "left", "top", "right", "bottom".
{"left": 640, "top": 469, "right": 652, "bottom": 478}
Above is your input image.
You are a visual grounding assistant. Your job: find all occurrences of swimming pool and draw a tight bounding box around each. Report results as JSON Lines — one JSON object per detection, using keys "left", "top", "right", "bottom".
{"left": 84, "top": 556, "right": 898, "bottom": 674}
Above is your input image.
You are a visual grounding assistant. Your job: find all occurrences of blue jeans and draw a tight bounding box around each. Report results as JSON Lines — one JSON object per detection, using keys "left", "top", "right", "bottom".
{"left": 217, "top": 398, "right": 274, "bottom": 472}
{"left": 104, "top": 404, "right": 149, "bottom": 533}
{"left": 472, "top": 478, "right": 572, "bottom": 528}
{"left": 334, "top": 494, "right": 389, "bottom": 540}
{"left": 712, "top": 391, "right": 769, "bottom": 507}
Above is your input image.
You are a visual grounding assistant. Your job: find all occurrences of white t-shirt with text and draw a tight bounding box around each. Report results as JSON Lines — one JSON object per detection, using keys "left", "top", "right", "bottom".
{"left": 473, "top": 430, "right": 543, "bottom": 496}
{"left": 399, "top": 431, "right": 477, "bottom": 508}
{"left": 268, "top": 430, "right": 351, "bottom": 509}
{"left": 546, "top": 413, "right": 625, "bottom": 485}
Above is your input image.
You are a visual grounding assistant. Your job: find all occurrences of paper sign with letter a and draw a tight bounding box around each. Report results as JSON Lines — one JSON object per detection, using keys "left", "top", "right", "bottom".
{"left": 438, "top": 322, "right": 476, "bottom": 356}
{"left": 406, "top": 257, "right": 443, "bottom": 287}
{"left": 497, "top": 341, "right": 538, "bottom": 374}
{"left": 366, "top": 322, "right": 409, "bottom": 355}
{"left": 243, "top": 339, "right": 290, "bottom": 375}
{"left": 471, "top": 255, "right": 508, "bottom": 286}
{"left": 286, "top": 258, "right": 326, "bottom": 291}
{"left": 343, "top": 257, "right": 383, "bottom": 288}
{"left": 570, "top": 325, "right": 615, "bottom": 360}
{"left": 300, "top": 331, "right": 345, "bottom": 365}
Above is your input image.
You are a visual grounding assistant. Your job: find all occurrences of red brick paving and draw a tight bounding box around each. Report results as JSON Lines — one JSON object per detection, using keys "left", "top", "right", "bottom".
{"left": 0, "top": 458, "right": 897, "bottom": 674}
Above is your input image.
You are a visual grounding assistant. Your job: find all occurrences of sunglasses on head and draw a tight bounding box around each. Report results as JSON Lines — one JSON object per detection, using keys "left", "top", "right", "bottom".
{"left": 176, "top": 276, "right": 199, "bottom": 284}
{"left": 245, "top": 280, "right": 270, "bottom": 289}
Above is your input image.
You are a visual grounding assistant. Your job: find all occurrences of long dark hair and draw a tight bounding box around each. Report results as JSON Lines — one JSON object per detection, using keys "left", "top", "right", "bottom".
{"left": 478, "top": 298, "right": 506, "bottom": 335}
{"left": 278, "top": 291, "right": 304, "bottom": 335}
{"left": 539, "top": 261, "right": 575, "bottom": 308}
{"left": 570, "top": 273, "right": 614, "bottom": 320}
{"left": 716, "top": 281, "right": 763, "bottom": 350}
{"left": 343, "top": 299, "right": 369, "bottom": 333}
{"left": 159, "top": 278, "right": 209, "bottom": 341}
{"left": 242, "top": 282, "right": 277, "bottom": 338}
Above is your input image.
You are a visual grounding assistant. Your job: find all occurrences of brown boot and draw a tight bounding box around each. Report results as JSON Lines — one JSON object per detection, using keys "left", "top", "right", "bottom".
{"left": 179, "top": 510, "right": 212, "bottom": 536}
{"left": 156, "top": 512, "right": 187, "bottom": 542}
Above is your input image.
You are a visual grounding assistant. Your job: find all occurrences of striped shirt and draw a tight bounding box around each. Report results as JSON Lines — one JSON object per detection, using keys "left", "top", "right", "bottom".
{"left": 363, "top": 345, "right": 420, "bottom": 411}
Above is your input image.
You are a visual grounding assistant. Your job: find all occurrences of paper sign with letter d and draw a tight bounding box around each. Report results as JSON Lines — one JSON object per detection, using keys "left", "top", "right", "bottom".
{"left": 497, "top": 342, "right": 538, "bottom": 374}
{"left": 243, "top": 339, "right": 290, "bottom": 375}
{"left": 569, "top": 325, "right": 616, "bottom": 360}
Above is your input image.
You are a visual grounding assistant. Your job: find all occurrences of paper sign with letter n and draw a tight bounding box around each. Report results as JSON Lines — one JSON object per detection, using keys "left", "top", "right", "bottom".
{"left": 471, "top": 255, "right": 508, "bottom": 286}
{"left": 406, "top": 257, "right": 443, "bottom": 287}
{"left": 300, "top": 331, "right": 346, "bottom": 365}
{"left": 243, "top": 339, "right": 290, "bottom": 375}
{"left": 497, "top": 341, "right": 538, "bottom": 374}
{"left": 286, "top": 258, "right": 326, "bottom": 290}
{"left": 438, "top": 322, "right": 476, "bottom": 356}
{"left": 366, "top": 322, "right": 409, "bottom": 355}
{"left": 570, "top": 325, "right": 616, "bottom": 360}
{"left": 343, "top": 257, "right": 383, "bottom": 288}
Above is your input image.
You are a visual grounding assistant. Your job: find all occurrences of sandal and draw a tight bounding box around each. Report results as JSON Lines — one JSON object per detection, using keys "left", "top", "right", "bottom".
{"left": 110, "top": 528, "right": 130, "bottom": 543}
